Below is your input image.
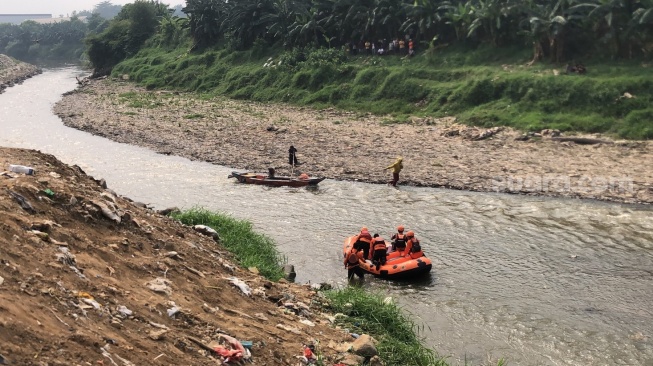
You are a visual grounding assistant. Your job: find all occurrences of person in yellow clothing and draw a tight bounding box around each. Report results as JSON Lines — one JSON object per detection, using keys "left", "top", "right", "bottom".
{"left": 384, "top": 157, "right": 403, "bottom": 186}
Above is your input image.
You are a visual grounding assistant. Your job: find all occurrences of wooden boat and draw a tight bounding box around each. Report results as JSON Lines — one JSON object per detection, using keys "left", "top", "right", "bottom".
{"left": 228, "top": 171, "right": 325, "bottom": 187}
{"left": 343, "top": 236, "right": 432, "bottom": 279}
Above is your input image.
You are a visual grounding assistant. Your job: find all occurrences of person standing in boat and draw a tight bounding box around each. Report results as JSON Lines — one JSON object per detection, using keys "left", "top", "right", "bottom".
{"left": 344, "top": 247, "right": 365, "bottom": 280}
{"left": 404, "top": 231, "right": 424, "bottom": 259}
{"left": 384, "top": 157, "right": 403, "bottom": 187}
{"left": 288, "top": 145, "right": 300, "bottom": 166}
{"left": 371, "top": 234, "right": 388, "bottom": 270}
{"left": 354, "top": 227, "right": 373, "bottom": 260}
{"left": 391, "top": 225, "right": 407, "bottom": 252}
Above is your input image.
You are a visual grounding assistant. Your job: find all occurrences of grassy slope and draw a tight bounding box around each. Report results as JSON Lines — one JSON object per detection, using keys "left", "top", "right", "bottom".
{"left": 112, "top": 43, "right": 653, "bottom": 139}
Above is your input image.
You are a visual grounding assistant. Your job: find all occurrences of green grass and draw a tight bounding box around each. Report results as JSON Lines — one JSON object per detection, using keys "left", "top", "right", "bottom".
{"left": 323, "top": 286, "right": 445, "bottom": 366}
{"left": 112, "top": 43, "right": 653, "bottom": 139}
{"left": 170, "top": 207, "right": 285, "bottom": 281}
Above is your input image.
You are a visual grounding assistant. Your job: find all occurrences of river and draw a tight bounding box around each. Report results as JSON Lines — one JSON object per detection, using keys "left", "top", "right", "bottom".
{"left": 1, "top": 67, "right": 652, "bottom": 366}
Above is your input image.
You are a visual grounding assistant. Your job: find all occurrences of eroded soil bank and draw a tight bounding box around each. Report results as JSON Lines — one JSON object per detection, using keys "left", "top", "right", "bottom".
{"left": 0, "top": 54, "right": 41, "bottom": 92}
{"left": 0, "top": 147, "right": 380, "bottom": 366}
{"left": 54, "top": 78, "right": 653, "bottom": 204}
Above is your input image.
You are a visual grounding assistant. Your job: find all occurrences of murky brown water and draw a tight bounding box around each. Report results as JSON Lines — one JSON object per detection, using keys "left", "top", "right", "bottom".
{"left": 2, "top": 68, "right": 652, "bottom": 366}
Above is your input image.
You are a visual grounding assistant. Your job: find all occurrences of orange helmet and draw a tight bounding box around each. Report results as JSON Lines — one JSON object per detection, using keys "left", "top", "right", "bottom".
{"left": 397, "top": 225, "right": 404, "bottom": 232}
{"left": 406, "top": 231, "right": 414, "bottom": 238}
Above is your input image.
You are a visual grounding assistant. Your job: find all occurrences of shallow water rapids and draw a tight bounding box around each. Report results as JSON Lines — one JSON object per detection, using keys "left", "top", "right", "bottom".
{"left": 1, "top": 68, "right": 652, "bottom": 366}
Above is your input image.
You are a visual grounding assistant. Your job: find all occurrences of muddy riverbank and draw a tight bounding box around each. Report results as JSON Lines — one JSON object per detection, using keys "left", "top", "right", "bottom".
{"left": 54, "top": 78, "right": 653, "bottom": 204}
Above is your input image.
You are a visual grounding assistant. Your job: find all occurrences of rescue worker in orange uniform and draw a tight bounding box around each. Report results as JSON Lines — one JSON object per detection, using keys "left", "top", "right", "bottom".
{"left": 391, "top": 225, "right": 407, "bottom": 252}
{"left": 344, "top": 247, "right": 364, "bottom": 280}
{"left": 404, "top": 231, "right": 424, "bottom": 259}
{"left": 353, "top": 227, "right": 373, "bottom": 260}
{"left": 371, "top": 234, "right": 388, "bottom": 270}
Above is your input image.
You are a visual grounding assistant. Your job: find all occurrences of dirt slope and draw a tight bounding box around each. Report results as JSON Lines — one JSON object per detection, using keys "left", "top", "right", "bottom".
{"left": 0, "top": 55, "right": 41, "bottom": 92}
{"left": 0, "top": 147, "right": 354, "bottom": 366}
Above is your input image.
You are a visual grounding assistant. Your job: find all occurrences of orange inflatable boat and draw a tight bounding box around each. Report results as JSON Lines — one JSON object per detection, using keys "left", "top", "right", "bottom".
{"left": 343, "top": 236, "right": 432, "bottom": 279}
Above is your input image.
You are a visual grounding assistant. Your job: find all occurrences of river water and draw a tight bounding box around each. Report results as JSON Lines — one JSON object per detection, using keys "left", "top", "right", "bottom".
{"left": 1, "top": 68, "right": 652, "bottom": 366}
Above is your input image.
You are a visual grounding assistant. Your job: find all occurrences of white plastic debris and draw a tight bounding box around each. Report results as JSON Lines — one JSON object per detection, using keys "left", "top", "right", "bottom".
{"left": 167, "top": 305, "right": 181, "bottom": 317}
{"left": 117, "top": 305, "right": 133, "bottom": 317}
{"left": 82, "top": 298, "right": 101, "bottom": 310}
{"left": 227, "top": 277, "right": 251, "bottom": 296}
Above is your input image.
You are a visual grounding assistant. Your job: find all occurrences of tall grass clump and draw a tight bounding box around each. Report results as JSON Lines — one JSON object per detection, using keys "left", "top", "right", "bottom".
{"left": 171, "top": 207, "right": 285, "bottom": 281}
{"left": 323, "top": 286, "right": 445, "bottom": 366}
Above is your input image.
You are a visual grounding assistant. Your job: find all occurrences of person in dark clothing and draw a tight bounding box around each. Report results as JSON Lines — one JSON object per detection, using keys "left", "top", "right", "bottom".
{"left": 371, "top": 234, "right": 388, "bottom": 270}
{"left": 288, "top": 145, "right": 299, "bottom": 166}
{"left": 391, "top": 225, "right": 407, "bottom": 252}
{"left": 354, "top": 228, "right": 373, "bottom": 260}
{"left": 344, "top": 247, "right": 364, "bottom": 280}
{"left": 268, "top": 167, "right": 275, "bottom": 178}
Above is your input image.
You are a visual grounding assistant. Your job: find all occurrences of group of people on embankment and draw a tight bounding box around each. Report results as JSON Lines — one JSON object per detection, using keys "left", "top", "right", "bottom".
{"left": 347, "top": 36, "right": 417, "bottom": 57}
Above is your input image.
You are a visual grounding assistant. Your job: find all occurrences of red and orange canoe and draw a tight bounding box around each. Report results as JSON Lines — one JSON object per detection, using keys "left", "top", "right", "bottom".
{"left": 343, "top": 236, "right": 432, "bottom": 279}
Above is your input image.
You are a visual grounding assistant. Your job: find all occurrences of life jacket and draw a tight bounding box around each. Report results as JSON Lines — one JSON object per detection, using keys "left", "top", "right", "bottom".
{"left": 409, "top": 238, "right": 421, "bottom": 253}
{"left": 373, "top": 238, "right": 386, "bottom": 252}
{"left": 357, "top": 232, "right": 372, "bottom": 245}
{"left": 394, "top": 233, "right": 406, "bottom": 248}
{"left": 346, "top": 250, "right": 360, "bottom": 266}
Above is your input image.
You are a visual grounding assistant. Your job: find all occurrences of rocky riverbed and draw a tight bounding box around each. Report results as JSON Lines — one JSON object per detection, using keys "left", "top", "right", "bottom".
{"left": 0, "top": 54, "right": 41, "bottom": 93}
{"left": 54, "top": 78, "right": 653, "bottom": 204}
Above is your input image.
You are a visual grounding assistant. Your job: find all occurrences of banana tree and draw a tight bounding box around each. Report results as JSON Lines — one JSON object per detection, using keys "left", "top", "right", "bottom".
{"left": 521, "top": 0, "right": 580, "bottom": 63}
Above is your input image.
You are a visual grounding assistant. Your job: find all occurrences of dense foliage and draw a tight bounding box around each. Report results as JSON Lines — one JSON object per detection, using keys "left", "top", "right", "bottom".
{"left": 0, "top": 18, "right": 93, "bottom": 63}
{"left": 180, "top": 0, "right": 653, "bottom": 61}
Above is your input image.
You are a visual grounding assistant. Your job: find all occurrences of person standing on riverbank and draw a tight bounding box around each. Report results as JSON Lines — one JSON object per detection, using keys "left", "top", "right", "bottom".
{"left": 288, "top": 145, "right": 300, "bottom": 167}
{"left": 385, "top": 157, "right": 403, "bottom": 186}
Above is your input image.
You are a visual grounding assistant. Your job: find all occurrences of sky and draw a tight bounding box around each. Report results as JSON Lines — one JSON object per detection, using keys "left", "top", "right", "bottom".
{"left": 0, "top": 1, "right": 184, "bottom": 17}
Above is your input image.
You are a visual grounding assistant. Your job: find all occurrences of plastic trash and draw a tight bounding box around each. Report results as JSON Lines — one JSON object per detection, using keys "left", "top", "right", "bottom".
{"left": 116, "top": 305, "right": 133, "bottom": 317}
{"left": 228, "top": 277, "right": 251, "bottom": 296}
{"left": 167, "top": 306, "right": 181, "bottom": 317}
{"left": 9, "top": 164, "right": 35, "bottom": 175}
{"left": 239, "top": 340, "right": 253, "bottom": 349}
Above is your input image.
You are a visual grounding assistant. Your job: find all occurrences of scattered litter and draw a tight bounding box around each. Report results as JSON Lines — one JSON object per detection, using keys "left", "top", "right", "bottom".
{"left": 351, "top": 333, "right": 360, "bottom": 339}
{"left": 57, "top": 247, "right": 76, "bottom": 266}
{"left": 49, "top": 172, "right": 61, "bottom": 179}
{"left": 90, "top": 200, "right": 121, "bottom": 224}
{"left": 42, "top": 189, "right": 55, "bottom": 197}
{"left": 0, "top": 275, "right": 4, "bottom": 286}
{"left": 239, "top": 340, "right": 253, "bottom": 350}
{"left": 8, "top": 190, "right": 35, "bottom": 213}
{"left": 82, "top": 298, "right": 102, "bottom": 310}
{"left": 193, "top": 225, "right": 220, "bottom": 241}
{"left": 227, "top": 277, "right": 251, "bottom": 296}
{"left": 0, "top": 353, "right": 6, "bottom": 364}
{"left": 9, "top": 164, "right": 35, "bottom": 175}
{"left": 297, "top": 343, "right": 317, "bottom": 364}
{"left": 166, "top": 304, "right": 181, "bottom": 317}
{"left": 145, "top": 277, "right": 172, "bottom": 295}
{"left": 116, "top": 305, "right": 132, "bottom": 317}
{"left": 153, "top": 353, "right": 166, "bottom": 361}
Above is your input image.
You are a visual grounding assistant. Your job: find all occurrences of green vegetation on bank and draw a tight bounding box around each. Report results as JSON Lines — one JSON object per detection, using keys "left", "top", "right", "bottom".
{"left": 170, "top": 207, "right": 286, "bottom": 281}
{"left": 324, "top": 286, "right": 446, "bottom": 366}
{"left": 78, "top": 0, "right": 653, "bottom": 139}
{"left": 170, "top": 208, "right": 449, "bottom": 366}
{"left": 114, "top": 43, "right": 653, "bottom": 139}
